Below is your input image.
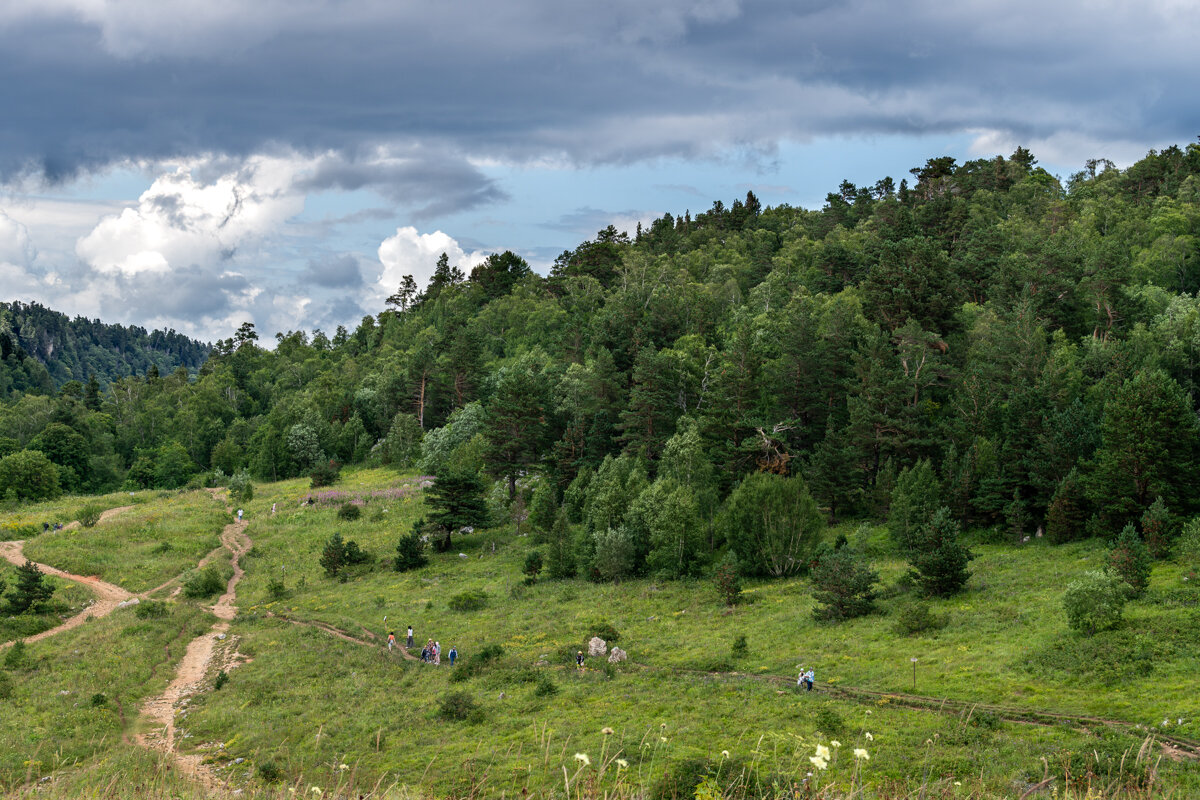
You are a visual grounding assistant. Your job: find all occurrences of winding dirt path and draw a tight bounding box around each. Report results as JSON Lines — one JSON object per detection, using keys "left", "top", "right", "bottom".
{"left": 0, "top": 539, "right": 134, "bottom": 648}
{"left": 136, "top": 513, "right": 251, "bottom": 792}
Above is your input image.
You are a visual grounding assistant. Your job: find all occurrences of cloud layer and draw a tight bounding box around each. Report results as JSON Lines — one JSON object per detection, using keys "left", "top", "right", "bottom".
{"left": 2, "top": 0, "right": 1196, "bottom": 183}
{"left": 2, "top": 1, "right": 1198, "bottom": 342}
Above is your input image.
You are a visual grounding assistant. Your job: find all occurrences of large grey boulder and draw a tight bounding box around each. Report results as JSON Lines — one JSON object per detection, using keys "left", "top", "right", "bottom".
{"left": 587, "top": 637, "right": 607, "bottom": 657}
{"left": 608, "top": 647, "right": 627, "bottom": 664}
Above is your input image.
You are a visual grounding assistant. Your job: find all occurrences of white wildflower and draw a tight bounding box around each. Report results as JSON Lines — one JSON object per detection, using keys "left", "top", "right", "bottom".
{"left": 721, "top": 750, "right": 730, "bottom": 759}
{"left": 616, "top": 759, "right": 629, "bottom": 769}
{"left": 574, "top": 753, "right": 591, "bottom": 767}
{"left": 809, "top": 755, "right": 828, "bottom": 770}
{"left": 815, "top": 745, "right": 831, "bottom": 761}
{"left": 830, "top": 740, "right": 841, "bottom": 748}
{"left": 865, "top": 732, "right": 873, "bottom": 741}
{"left": 853, "top": 748, "right": 869, "bottom": 760}
{"left": 602, "top": 727, "right": 614, "bottom": 735}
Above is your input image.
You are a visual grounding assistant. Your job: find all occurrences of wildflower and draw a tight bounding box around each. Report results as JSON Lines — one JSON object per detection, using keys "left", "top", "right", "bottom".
{"left": 721, "top": 750, "right": 730, "bottom": 759}
{"left": 574, "top": 753, "right": 591, "bottom": 767}
{"left": 616, "top": 759, "right": 629, "bottom": 769}
{"left": 660, "top": 736, "right": 668, "bottom": 743}
{"left": 660, "top": 722, "right": 667, "bottom": 729}
{"left": 830, "top": 740, "right": 841, "bottom": 748}
{"left": 954, "top": 781, "right": 962, "bottom": 786}
{"left": 853, "top": 748, "right": 869, "bottom": 760}
{"left": 602, "top": 727, "right": 615, "bottom": 735}
{"left": 864, "top": 732, "right": 873, "bottom": 741}
{"left": 865, "top": 710, "right": 872, "bottom": 714}
{"left": 311, "top": 788, "right": 322, "bottom": 796}
{"left": 338, "top": 764, "right": 349, "bottom": 771}
{"left": 809, "top": 755, "right": 828, "bottom": 770}
{"left": 815, "top": 745, "right": 831, "bottom": 761}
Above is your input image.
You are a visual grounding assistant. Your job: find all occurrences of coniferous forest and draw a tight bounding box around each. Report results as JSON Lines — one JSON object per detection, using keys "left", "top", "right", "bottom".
{"left": 5, "top": 144, "right": 1200, "bottom": 569}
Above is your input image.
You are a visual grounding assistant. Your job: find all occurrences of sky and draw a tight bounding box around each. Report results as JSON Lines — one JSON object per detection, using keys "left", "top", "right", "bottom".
{"left": 1, "top": 0, "right": 1198, "bottom": 344}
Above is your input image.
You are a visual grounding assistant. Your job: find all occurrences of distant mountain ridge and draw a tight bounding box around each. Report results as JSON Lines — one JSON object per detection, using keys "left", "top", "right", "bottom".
{"left": 0, "top": 300, "right": 210, "bottom": 397}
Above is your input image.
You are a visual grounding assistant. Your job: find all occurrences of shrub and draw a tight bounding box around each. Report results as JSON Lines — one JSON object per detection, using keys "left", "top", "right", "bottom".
{"left": 1064, "top": 570, "right": 1128, "bottom": 635}
{"left": 257, "top": 761, "right": 283, "bottom": 783}
{"left": 713, "top": 554, "right": 742, "bottom": 606}
{"left": 228, "top": 469, "right": 254, "bottom": 503}
{"left": 813, "top": 707, "right": 845, "bottom": 735}
{"left": 718, "top": 472, "right": 824, "bottom": 577}
{"left": 134, "top": 600, "right": 169, "bottom": 619}
{"left": 1109, "top": 524, "right": 1152, "bottom": 597}
{"left": 894, "top": 601, "right": 947, "bottom": 635}
{"left": 730, "top": 634, "right": 748, "bottom": 658}
{"left": 438, "top": 691, "right": 483, "bottom": 722}
{"left": 1179, "top": 517, "right": 1200, "bottom": 568}
{"left": 90, "top": 692, "right": 108, "bottom": 707}
{"left": 448, "top": 589, "right": 489, "bottom": 612}
{"left": 533, "top": 674, "right": 558, "bottom": 697}
{"left": 310, "top": 460, "right": 341, "bottom": 488}
{"left": 449, "top": 644, "right": 503, "bottom": 683}
{"left": 78, "top": 505, "right": 102, "bottom": 528}
{"left": 337, "top": 502, "right": 362, "bottom": 521}
{"left": 266, "top": 577, "right": 287, "bottom": 600}
{"left": 214, "top": 670, "right": 228, "bottom": 690}
{"left": 183, "top": 565, "right": 225, "bottom": 599}
{"left": 588, "top": 621, "right": 620, "bottom": 644}
{"left": 810, "top": 546, "right": 878, "bottom": 621}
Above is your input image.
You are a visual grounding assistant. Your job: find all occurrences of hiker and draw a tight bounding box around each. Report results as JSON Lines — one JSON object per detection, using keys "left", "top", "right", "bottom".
{"left": 387, "top": 631, "right": 396, "bottom": 651}
{"left": 805, "top": 668, "right": 815, "bottom": 692}
{"left": 434, "top": 641, "right": 441, "bottom": 665}
{"left": 576, "top": 651, "right": 585, "bottom": 669}
{"left": 271, "top": 502, "right": 277, "bottom": 514}
{"left": 448, "top": 646, "right": 457, "bottom": 666}
{"left": 421, "top": 643, "right": 430, "bottom": 662}
{"left": 798, "top": 668, "right": 805, "bottom": 689}
{"left": 407, "top": 626, "right": 414, "bottom": 648}
{"left": 237, "top": 508, "right": 243, "bottom": 522}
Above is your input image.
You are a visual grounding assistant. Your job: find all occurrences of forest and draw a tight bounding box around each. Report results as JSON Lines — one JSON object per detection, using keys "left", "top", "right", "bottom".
{"left": 0, "top": 301, "right": 210, "bottom": 398}
{"left": 4, "top": 142, "right": 1200, "bottom": 578}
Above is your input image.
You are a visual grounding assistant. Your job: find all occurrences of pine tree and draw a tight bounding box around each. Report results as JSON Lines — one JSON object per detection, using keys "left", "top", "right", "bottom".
{"left": 1045, "top": 468, "right": 1088, "bottom": 544}
{"left": 545, "top": 510, "right": 576, "bottom": 579}
{"left": 1140, "top": 496, "right": 1175, "bottom": 559}
{"left": 7, "top": 560, "right": 54, "bottom": 613}
{"left": 426, "top": 469, "right": 490, "bottom": 551}
{"left": 811, "top": 546, "right": 879, "bottom": 621}
{"left": 320, "top": 533, "right": 347, "bottom": 578}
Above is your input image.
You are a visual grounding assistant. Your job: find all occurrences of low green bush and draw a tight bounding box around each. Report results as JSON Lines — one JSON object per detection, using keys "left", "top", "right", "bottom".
{"left": 183, "top": 565, "right": 225, "bottom": 598}
{"left": 78, "top": 505, "right": 102, "bottom": 528}
{"left": 134, "top": 600, "right": 168, "bottom": 619}
{"left": 894, "top": 601, "right": 948, "bottom": 635}
{"left": 448, "top": 589, "right": 489, "bottom": 612}
{"left": 337, "top": 502, "right": 362, "bottom": 521}
{"left": 438, "top": 691, "right": 484, "bottom": 722}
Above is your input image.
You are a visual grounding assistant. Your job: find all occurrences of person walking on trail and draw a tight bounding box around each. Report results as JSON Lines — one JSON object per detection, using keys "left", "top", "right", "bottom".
{"left": 576, "top": 651, "right": 585, "bottom": 669}
{"left": 798, "top": 667, "right": 805, "bottom": 689}
{"left": 406, "top": 626, "right": 414, "bottom": 648}
{"left": 448, "top": 646, "right": 457, "bottom": 666}
{"left": 434, "top": 641, "right": 441, "bottom": 665}
{"left": 387, "top": 631, "right": 396, "bottom": 651}
{"left": 805, "top": 668, "right": 815, "bottom": 692}
{"left": 237, "top": 508, "right": 243, "bottom": 522}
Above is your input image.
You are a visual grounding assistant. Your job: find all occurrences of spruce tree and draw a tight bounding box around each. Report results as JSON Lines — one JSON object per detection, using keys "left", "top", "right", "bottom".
{"left": 1046, "top": 468, "right": 1087, "bottom": 544}
{"left": 426, "top": 468, "right": 490, "bottom": 551}
{"left": 7, "top": 560, "right": 54, "bottom": 613}
{"left": 1108, "top": 524, "right": 1151, "bottom": 598}
{"left": 908, "top": 507, "right": 973, "bottom": 597}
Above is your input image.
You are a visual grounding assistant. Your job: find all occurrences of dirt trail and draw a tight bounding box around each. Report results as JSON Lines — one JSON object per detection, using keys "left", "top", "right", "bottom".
{"left": 0, "top": 539, "right": 133, "bottom": 648}
{"left": 264, "top": 611, "right": 417, "bottom": 660}
{"left": 136, "top": 513, "right": 251, "bottom": 793}
{"left": 61, "top": 504, "right": 135, "bottom": 531}
{"left": 624, "top": 660, "right": 1200, "bottom": 760}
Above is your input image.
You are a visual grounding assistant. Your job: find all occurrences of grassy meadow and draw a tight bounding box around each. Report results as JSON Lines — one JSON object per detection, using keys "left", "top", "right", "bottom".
{"left": 2, "top": 468, "right": 1199, "bottom": 798}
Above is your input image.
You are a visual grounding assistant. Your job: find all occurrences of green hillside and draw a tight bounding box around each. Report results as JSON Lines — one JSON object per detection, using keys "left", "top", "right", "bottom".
{"left": 1, "top": 471, "right": 1198, "bottom": 798}
{"left": 0, "top": 300, "right": 210, "bottom": 399}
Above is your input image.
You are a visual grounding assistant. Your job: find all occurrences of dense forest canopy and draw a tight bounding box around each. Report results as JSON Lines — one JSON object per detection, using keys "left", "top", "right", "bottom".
{"left": 5, "top": 142, "right": 1200, "bottom": 576}
{"left": 0, "top": 301, "right": 210, "bottom": 398}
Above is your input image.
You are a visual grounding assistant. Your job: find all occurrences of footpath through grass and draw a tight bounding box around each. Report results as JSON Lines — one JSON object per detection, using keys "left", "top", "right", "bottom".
{"left": 20, "top": 490, "right": 227, "bottom": 593}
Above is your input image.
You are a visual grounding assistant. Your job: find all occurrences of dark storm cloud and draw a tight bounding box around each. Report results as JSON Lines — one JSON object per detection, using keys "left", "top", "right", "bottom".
{"left": 299, "top": 254, "right": 364, "bottom": 289}
{"left": 1, "top": 0, "right": 1198, "bottom": 189}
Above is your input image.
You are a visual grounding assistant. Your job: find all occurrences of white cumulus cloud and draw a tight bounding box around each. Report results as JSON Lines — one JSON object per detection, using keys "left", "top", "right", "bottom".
{"left": 376, "top": 226, "right": 488, "bottom": 297}
{"left": 76, "top": 155, "right": 306, "bottom": 277}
